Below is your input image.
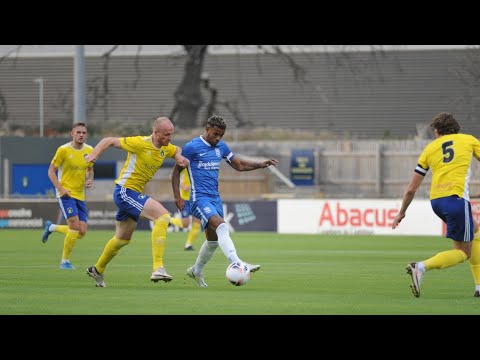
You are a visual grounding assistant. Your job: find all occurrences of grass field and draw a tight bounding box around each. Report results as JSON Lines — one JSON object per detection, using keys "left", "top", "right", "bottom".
{"left": 0, "top": 229, "right": 479, "bottom": 315}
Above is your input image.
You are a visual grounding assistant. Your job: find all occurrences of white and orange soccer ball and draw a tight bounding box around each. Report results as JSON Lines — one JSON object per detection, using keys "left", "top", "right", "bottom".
{"left": 225, "top": 261, "right": 251, "bottom": 286}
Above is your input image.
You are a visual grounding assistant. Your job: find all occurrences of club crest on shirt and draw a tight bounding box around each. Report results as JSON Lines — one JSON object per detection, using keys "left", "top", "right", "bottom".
{"left": 215, "top": 148, "right": 220, "bottom": 157}
{"left": 160, "top": 150, "right": 165, "bottom": 158}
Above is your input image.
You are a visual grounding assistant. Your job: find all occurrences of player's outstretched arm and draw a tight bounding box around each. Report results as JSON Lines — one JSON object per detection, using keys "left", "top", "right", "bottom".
{"left": 85, "top": 137, "right": 121, "bottom": 163}
{"left": 392, "top": 172, "right": 424, "bottom": 229}
{"left": 173, "top": 146, "right": 189, "bottom": 167}
{"left": 229, "top": 156, "right": 278, "bottom": 171}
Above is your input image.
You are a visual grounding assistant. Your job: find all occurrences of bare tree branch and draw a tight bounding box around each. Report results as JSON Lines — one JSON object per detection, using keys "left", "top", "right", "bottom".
{"left": 0, "top": 45, "right": 405, "bottom": 136}
{"left": 98, "top": 45, "right": 120, "bottom": 122}
{"left": 0, "top": 90, "right": 9, "bottom": 122}
{"left": 0, "top": 45, "right": 23, "bottom": 66}
{"left": 170, "top": 45, "right": 208, "bottom": 128}
{"left": 132, "top": 45, "right": 143, "bottom": 89}
{"left": 451, "top": 46, "right": 480, "bottom": 125}
{"left": 270, "top": 45, "right": 307, "bottom": 82}
{"left": 102, "top": 45, "right": 120, "bottom": 57}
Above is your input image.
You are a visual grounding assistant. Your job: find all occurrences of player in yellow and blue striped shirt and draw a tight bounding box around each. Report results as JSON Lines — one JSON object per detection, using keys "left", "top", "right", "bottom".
{"left": 84, "top": 117, "right": 188, "bottom": 287}
{"left": 41, "top": 122, "right": 94, "bottom": 270}
{"left": 393, "top": 112, "right": 480, "bottom": 298}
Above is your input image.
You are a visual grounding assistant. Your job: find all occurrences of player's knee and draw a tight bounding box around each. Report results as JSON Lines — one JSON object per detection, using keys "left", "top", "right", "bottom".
{"left": 154, "top": 213, "right": 171, "bottom": 224}
{"left": 207, "top": 240, "right": 218, "bottom": 249}
{"left": 216, "top": 222, "right": 228, "bottom": 234}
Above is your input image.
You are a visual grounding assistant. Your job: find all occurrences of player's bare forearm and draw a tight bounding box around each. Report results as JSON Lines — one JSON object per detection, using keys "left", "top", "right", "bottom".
{"left": 51, "top": 178, "right": 68, "bottom": 197}
{"left": 232, "top": 157, "right": 278, "bottom": 171}
{"left": 48, "top": 164, "right": 66, "bottom": 195}
{"left": 393, "top": 172, "right": 424, "bottom": 229}
{"left": 86, "top": 167, "right": 94, "bottom": 180}
{"left": 171, "top": 164, "right": 183, "bottom": 202}
{"left": 173, "top": 147, "right": 189, "bottom": 167}
{"left": 85, "top": 137, "right": 120, "bottom": 163}
{"left": 400, "top": 190, "right": 416, "bottom": 213}
{"left": 171, "top": 164, "right": 185, "bottom": 211}
{"left": 85, "top": 168, "right": 94, "bottom": 188}
{"left": 392, "top": 189, "right": 416, "bottom": 229}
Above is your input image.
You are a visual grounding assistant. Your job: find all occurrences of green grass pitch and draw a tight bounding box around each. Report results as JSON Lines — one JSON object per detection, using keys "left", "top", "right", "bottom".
{"left": 0, "top": 230, "right": 479, "bottom": 314}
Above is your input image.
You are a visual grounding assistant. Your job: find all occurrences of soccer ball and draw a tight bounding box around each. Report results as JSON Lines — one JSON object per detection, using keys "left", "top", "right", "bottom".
{"left": 226, "top": 262, "right": 250, "bottom": 286}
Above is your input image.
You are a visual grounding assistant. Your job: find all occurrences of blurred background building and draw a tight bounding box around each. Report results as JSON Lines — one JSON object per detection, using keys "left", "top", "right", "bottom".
{"left": 1, "top": 45, "right": 480, "bottom": 201}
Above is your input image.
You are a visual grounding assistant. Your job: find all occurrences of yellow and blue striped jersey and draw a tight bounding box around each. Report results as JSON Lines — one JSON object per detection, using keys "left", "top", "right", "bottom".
{"left": 51, "top": 142, "right": 94, "bottom": 201}
{"left": 116, "top": 135, "right": 177, "bottom": 193}
{"left": 180, "top": 168, "right": 191, "bottom": 201}
{"left": 415, "top": 133, "right": 480, "bottom": 200}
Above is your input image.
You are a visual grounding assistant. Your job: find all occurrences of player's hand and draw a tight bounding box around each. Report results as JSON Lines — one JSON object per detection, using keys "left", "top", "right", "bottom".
{"left": 176, "top": 156, "right": 189, "bottom": 168}
{"left": 85, "top": 179, "right": 93, "bottom": 188}
{"left": 264, "top": 158, "right": 278, "bottom": 167}
{"left": 392, "top": 213, "right": 405, "bottom": 229}
{"left": 60, "top": 189, "right": 71, "bottom": 198}
{"left": 175, "top": 197, "right": 185, "bottom": 211}
{"left": 85, "top": 154, "right": 96, "bottom": 163}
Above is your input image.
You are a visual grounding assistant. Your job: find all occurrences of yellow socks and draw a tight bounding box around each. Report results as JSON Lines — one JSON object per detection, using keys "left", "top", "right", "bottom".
{"left": 152, "top": 214, "right": 171, "bottom": 270}
{"left": 95, "top": 236, "right": 129, "bottom": 274}
{"left": 469, "top": 231, "right": 480, "bottom": 286}
{"left": 169, "top": 217, "right": 184, "bottom": 228}
{"left": 423, "top": 249, "right": 468, "bottom": 270}
{"left": 186, "top": 221, "right": 201, "bottom": 247}
{"left": 62, "top": 229, "right": 79, "bottom": 260}
{"left": 55, "top": 225, "right": 69, "bottom": 235}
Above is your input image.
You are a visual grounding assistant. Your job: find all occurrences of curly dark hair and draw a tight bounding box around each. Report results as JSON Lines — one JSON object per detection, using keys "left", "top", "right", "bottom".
{"left": 430, "top": 112, "right": 460, "bottom": 135}
{"left": 206, "top": 115, "right": 227, "bottom": 130}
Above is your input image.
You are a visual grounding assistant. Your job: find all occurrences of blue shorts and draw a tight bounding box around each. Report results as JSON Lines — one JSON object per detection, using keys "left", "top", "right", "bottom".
{"left": 113, "top": 185, "right": 150, "bottom": 222}
{"left": 58, "top": 197, "right": 88, "bottom": 222}
{"left": 180, "top": 201, "right": 191, "bottom": 219}
{"left": 190, "top": 195, "right": 224, "bottom": 230}
{"left": 431, "top": 195, "right": 474, "bottom": 242}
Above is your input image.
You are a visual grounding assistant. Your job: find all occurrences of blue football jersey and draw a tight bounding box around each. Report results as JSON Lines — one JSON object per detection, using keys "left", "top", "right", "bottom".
{"left": 182, "top": 136, "right": 234, "bottom": 200}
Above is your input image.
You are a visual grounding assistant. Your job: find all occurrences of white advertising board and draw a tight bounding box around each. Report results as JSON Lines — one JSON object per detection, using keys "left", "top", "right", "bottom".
{"left": 278, "top": 199, "right": 442, "bottom": 235}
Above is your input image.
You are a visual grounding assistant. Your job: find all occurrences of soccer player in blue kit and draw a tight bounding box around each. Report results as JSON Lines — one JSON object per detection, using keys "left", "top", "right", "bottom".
{"left": 171, "top": 115, "right": 278, "bottom": 287}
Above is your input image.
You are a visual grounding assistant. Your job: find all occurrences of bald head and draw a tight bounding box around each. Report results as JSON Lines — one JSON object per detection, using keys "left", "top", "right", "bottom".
{"left": 152, "top": 117, "right": 175, "bottom": 147}
{"left": 153, "top": 117, "right": 173, "bottom": 131}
